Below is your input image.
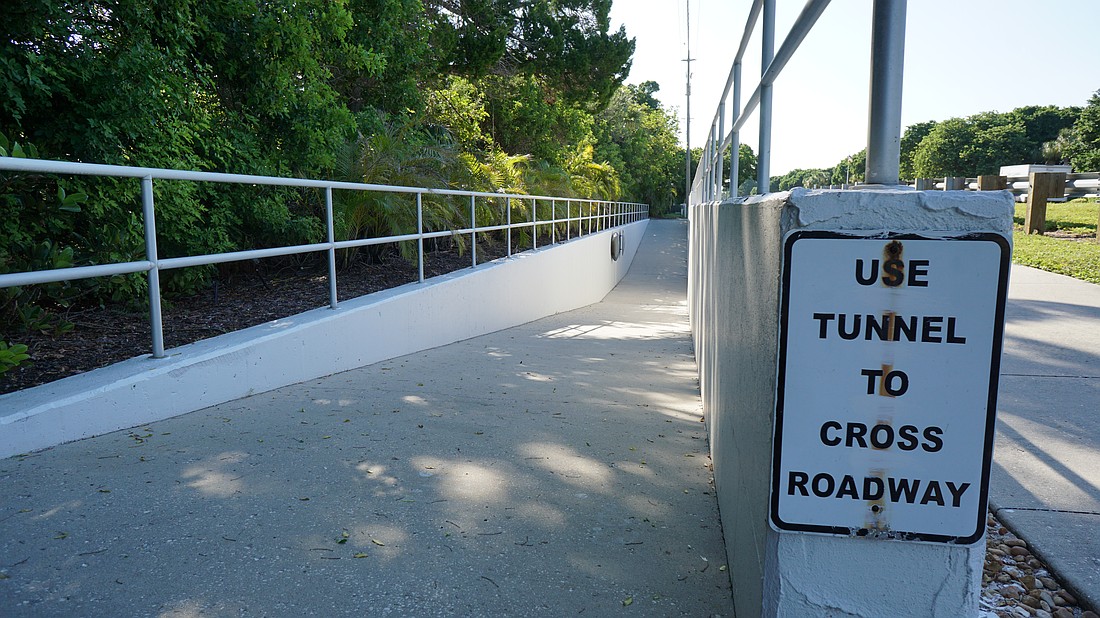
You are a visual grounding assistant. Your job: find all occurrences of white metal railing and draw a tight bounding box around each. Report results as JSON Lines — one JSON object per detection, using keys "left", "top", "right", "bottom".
{"left": 917, "top": 173, "right": 1100, "bottom": 201}
{"left": 689, "top": 0, "right": 907, "bottom": 203}
{"left": 0, "top": 157, "right": 648, "bottom": 358}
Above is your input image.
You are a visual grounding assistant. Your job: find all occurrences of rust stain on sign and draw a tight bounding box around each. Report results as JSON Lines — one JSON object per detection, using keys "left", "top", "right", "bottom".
{"left": 882, "top": 239, "right": 904, "bottom": 287}
{"left": 878, "top": 363, "right": 894, "bottom": 397}
{"left": 883, "top": 311, "right": 898, "bottom": 342}
{"left": 865, "top": 468, "right": 889, "bottom": 531}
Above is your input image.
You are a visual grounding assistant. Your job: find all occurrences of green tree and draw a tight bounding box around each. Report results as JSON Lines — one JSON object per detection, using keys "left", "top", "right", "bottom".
{"left": 1, "top": 0, "right": 369, "bottom": 297}
{"left": 738, "top": 144, "right": 758, "bottom": 189}
{"left": 1063, "top": 89, "right": 1100, "bottom": 171}
{"left": 829, "top": 149, "right": 865, "bottom": 185}
{"left": 338, "top": 0, "right": 432, "bottom": 115}
{"left": 480, "top": 73, "right": 595, "bottom": 166}
{"left": 425, "top": 0, "right": 635, "bottom": 109}
{"left": 774, "top": 168, "right": 822, "bottom": 191}
{"left": 593, "top": 82, "right": 682, "bottom": 211}
{"left": 333, "top": 116, "right": 464, "bottom": 265}
{"left": 910, "top": 106, "right": 1079, "bottom": 178}
{"left": 899, "top": 121, "right": 936, "bottom": 181}
{"left": 424, "top": 76, "right": 494, "bottom": 152}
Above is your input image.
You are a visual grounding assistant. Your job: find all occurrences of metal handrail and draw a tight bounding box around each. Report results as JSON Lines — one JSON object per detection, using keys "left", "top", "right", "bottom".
{"left": 689, "top": 0, "right": 907, "bottom": 204}
{"left": 1, "top": 157, "right": 648, "bottom": 358}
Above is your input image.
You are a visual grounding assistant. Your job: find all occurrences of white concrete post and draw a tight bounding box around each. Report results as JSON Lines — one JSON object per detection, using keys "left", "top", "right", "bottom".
{"left": 691, "top": 187, "right": 1013, "bottom": 617}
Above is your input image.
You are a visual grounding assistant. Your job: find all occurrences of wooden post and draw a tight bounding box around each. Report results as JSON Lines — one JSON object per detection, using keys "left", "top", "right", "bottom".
{"left": 1024, "top": 172, "right": 1067, "bottom": 235}
{"left": 977, "top": 175, "right": 1007, "bottom": 191}
{"left": 945, "top": 177, "right": 966, "bottom": 191}
{"left": 915, "top": 178, "right": 935, "bottom": 191}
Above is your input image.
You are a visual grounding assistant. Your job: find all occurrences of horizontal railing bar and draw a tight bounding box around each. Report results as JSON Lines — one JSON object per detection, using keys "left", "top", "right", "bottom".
{"left": 736, "top": 0, "right": 764, "bottom": 65}
{"left": 332, "top": 234, "right": 421, "bottom": 250}
{"left": 1, "top": 155, "right": 647, "bottom": 366}
{"left": 0, "top": 157, "right": 648, "bottom": 205}
{"left": 158, "top": 243, "right": 334, "bottom": 270}
{"left": 421, "top": 230, "right": 459, "bottom": 241}
{"left": 729, "top": 0, "right": 831, "bottom": 139}
{"left": 0, "top": 261, "right": 153, "bottom": 288}
{"left": 0, "top": 212, "right": 643, "bottom": 289}
{"left": 708, "top": 0, "right": 762, "bottom": 136}
{"left": 0, "top": 157, "right": 648, "bottom": 299}
{"left": 474, "top": 224, "right": 514, "bottom": 234}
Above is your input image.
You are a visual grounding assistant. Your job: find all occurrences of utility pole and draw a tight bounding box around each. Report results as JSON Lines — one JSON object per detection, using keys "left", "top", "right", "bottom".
{"left": 683, "top": 0, "right": 693, "bottom": 209}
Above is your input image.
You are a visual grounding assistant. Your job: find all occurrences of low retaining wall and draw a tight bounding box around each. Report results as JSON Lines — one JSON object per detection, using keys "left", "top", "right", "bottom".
{"left": 1, "top": 221, "right": 647, "bottom": 458}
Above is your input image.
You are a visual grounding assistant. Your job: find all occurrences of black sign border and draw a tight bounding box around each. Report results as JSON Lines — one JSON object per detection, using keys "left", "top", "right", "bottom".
{"left": 769, "top": 230, "right": 1011, "bottom": 545}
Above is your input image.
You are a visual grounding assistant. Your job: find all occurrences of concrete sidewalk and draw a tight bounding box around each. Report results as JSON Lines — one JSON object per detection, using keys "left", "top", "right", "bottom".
{"left": 0, "top": 220, "right": 734, "bottom": 617}
{"left": 992, "top": 264, "right": 1100, "bottom": 611}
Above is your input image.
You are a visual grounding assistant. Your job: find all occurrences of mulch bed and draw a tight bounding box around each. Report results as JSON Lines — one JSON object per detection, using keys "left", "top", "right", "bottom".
{"left": 1, "top": 239, "right": 510, "bottom": 395}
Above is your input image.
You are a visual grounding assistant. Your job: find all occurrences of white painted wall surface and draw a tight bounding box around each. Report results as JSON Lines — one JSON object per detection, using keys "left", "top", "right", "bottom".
{"left": 0, "top": 221, "right": 647, "bottom": 458}
{"left": 690, "top": 188, "right": 1013, "bottom": 617}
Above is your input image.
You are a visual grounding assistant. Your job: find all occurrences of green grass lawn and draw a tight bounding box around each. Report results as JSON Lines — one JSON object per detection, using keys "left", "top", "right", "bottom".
{"left": 1012, "top": 198, "right": 1100, "bottom": 284}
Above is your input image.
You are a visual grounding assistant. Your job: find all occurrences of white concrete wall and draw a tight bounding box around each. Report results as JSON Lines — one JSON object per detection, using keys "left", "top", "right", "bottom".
{"left": 689, "top": 188, "right": 1013, "bottom": 617}
{"left": 0, "top": 221, "right": 647, "bottom": 458}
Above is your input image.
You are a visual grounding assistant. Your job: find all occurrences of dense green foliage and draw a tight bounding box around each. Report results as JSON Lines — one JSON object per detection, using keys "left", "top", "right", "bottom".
{"left": 910, "top": 106, "right": 1078, "bottom": 178}
{"left": 1058, "top": 89, "right": 1100, "bottom": 172}
{"left": 593, "top": 82, "right": 683, "bottom": 215}
{"left": 2, "top": 1, "right": 698, "bottom": 345}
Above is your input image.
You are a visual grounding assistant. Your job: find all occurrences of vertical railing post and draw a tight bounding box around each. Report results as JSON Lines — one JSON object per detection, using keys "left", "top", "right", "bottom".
{"left": 141, "top": 176, "right": 165, "bottom": 359}
{"left": 471, "top": 195, "right": 477, "bottom": 268}
{"left": 702, "top": 137, "right": 709, "bottom": 201}
{"left": 551, "top": 199, "right": 556, "bottom": 244}
{"left": 865, "top": 0, "right": 907, "bottom": 185}
{"left": 731, "top": 61, "right": 742, "bottom": 196}
{"left": 712, "top": 125, "right": 720, "bottom": 198}
{"left": 325, "top": 187, "right": 338, "bottom": 309}
{"left": 705, "top": 148, "right": 712, "bottom": 202}
{"left": 532, "top": 198, "right": 538, "bottom": 250}
{"left": 506, "top": 197, "right": 512, "bottom": 256}
{"left": 717, "top": 103, "right": 726, "bottom": 199}
{"left": 417, "top": 192, "right": 424, "bottom": 283}
{"left": 757, "top": 0, "right": 775, "bottom": 193}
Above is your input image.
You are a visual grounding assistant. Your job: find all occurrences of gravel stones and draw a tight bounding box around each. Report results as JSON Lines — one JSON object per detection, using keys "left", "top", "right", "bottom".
{"left": 981, "top": 510, "right": 1094, "bottom": 618}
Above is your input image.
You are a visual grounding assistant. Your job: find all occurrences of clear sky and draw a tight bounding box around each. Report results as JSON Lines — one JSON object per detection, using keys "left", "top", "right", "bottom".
{"left": 609, "top": 0, "right": 1099, "bottom": 176}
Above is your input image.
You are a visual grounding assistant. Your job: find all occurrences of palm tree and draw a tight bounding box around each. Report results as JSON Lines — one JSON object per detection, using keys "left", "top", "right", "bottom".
{"left": 333, "top": 118, "right": 463, "bottom": 266}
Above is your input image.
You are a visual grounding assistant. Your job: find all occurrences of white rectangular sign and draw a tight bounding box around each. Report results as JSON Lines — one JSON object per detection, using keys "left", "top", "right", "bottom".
{"left": 770, "top": 231, "right": 1010, "bottom": 544}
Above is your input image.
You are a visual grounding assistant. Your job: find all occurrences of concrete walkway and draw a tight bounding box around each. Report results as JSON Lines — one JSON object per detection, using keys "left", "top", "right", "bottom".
{"left": 0, "top": 220, "right": 734, "bottom": 617}
{"left": 992, "top": 264, "right": 1100, "bottom": 610}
